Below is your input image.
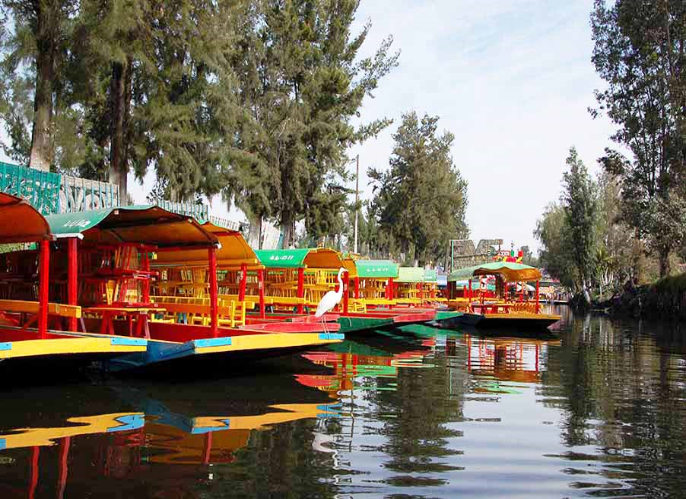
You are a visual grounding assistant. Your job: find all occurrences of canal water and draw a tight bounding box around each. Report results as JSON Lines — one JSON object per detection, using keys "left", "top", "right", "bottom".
{"left": 1, "top": 308, "right": 685, "bottom": 498}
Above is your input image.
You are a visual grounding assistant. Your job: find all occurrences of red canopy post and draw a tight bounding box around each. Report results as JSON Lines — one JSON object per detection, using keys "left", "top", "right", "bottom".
{"left": 387, "top": 278, "right": 395, "bottom": 300}
{"left": 141, "top": 249, "right": 150, "bottom": 304}
{"left": 208, "top": 247, "right": 218, "bottom": 337}
{"left": 342, "top": 270, "right": 349, "bottom": 314}
{"left": 67, "top": 238, "right": 78, "bottom": 331}
{"left": 535, "top": 280, "right": 540, "bottom": 314}
{"left": 258, "top": 269, "right": 266, "bottom": 318}
{"left": 238, "top": 263, "right": 247, "bottom": 301}
{"left": 38, "top": 240, "right": 50, "bottom": 339}
{"left": 468, "top": 279, "right": 472, "bottom": 300}
{"left": 296, "top": 267, "right": 305, "bottom": 314}
{"left": 354, "top": 277, "right": 360, "bottom": 299}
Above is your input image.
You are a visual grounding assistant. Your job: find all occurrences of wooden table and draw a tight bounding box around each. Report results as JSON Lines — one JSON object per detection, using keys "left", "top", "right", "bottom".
{"left": 85, "top": 305, "right": 166, "bottom": 339}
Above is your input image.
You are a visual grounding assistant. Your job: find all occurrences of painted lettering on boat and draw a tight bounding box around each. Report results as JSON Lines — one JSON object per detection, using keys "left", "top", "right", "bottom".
{"left": 63, "top": 219, "right": 92, "bottom": 228}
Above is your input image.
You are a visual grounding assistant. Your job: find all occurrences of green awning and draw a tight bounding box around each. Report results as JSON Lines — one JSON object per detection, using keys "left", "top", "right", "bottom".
{"left": 453, "top": 280, "right": 496, "bottom": 292}
{"left": 423, "top": 269, "right": 437, "bottom": 283}
{"left": 397, "top": 267, "right": 425, "bottom": 283}
{"left": 355, "top": 260, "right": 399, "bottom": 279}
{"left": 255, "top": 248, "right": 343, "bottom": 269}
{"left": 448, "top": 262, "right": 542, "bottom": 282}
{"left": 44, "top": 206, "right": 218, "bottom": 249}
{"left": 255, "top": 249, "right": 311, "bottom": 268}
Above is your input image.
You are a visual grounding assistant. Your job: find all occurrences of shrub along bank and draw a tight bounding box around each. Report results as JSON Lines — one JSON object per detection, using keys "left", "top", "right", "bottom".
{"left": 599, "top": 274, "right": 686, "bottom": 321}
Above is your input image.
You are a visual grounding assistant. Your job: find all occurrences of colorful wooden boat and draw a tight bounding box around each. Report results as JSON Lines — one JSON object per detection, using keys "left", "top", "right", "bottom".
{"left": 0, "top": 193, "right": 148, "bottom": 380}
{"left": 345, "top": 258, "right": 399, "bottom": 310}
{"left": 395, "top": 267, "right": 445, "bottom": 306}
{"left": 35, "top": 207, "right": 342, "bottom": 374}
{"left": 254, "top": 250, "right": 439, "bottom": 333}
{"left": 446, "top": 262, "right": 561, "bottom": 330}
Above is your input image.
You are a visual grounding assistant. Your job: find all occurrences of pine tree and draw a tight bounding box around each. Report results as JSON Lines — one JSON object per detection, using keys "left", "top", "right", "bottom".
{"left": 0, "top": 0, "right": 78, "bottom": 170}
{"left": 228, "top": 0, "right": 398, "bottom": 247}
{"left": 369, "top": 112, "right": 468, "bottom": 266}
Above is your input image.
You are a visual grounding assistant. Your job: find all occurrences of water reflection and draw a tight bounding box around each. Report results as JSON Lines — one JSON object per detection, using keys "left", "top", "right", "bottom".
{"left": 0, "top": 376, "right": 342, "bottom": 498}
{"left": 0, "top": 315, "right": 685, "bottom": 498}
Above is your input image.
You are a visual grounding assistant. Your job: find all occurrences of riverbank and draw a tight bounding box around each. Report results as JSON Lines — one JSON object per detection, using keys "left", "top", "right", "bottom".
{"left": 593, "top": 273, "right": 686, "bottom": 321}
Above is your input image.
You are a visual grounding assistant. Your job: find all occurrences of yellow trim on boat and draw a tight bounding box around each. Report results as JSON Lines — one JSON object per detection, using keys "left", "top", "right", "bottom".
{"left": 194, "top": 332, "right": 341, "bottom": 356}
{"left": 0, "top": 337, "right": 146, "bottom": 360}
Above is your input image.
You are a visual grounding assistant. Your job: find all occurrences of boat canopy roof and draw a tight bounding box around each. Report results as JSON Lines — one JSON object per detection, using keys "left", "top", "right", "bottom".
{"left": 424, "top": 269, "right": 438, "bottom": 283}
{"left": 397, "top": 267, "right": 426, "bottom": 283}
{"left": 255, "top": 248, "right": 343, "bottom": 269}
{"left": 355, "top": 260, "right": 399, "bottom": 279}
{"left": 453, "top": 279, "right": 497, "bottom": 292}
{"left": 448, "top": 262, "right": 542, "bottom": 282}
{"left": 44, "top": 205, "right": 218, "bottom": 249}
{"left": 0, "top": 192, "right": 52, "bottom": 244}
{"left": 153, "top": 222, "right": 262, "bottom": 269}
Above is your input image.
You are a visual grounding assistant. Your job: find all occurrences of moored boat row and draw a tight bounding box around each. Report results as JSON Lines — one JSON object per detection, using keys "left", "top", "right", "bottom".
{"left": 0, "top": 197, "right": 471, "bottom": 385}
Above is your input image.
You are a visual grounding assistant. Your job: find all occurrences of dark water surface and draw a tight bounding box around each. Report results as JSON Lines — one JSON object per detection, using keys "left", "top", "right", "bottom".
{"left": 1, "top": 308, "right": 686, "bottom": 498}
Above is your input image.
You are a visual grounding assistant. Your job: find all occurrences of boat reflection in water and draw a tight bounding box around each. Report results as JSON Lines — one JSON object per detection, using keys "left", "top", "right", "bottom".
{"left": 0, "top": 376, "right": 341, "bottom": 498}
{"left": 295, "top": 332, "right": 436, "bottom": 395}
{"left": 465, "top": 333, "right": 561, "bottom": 393}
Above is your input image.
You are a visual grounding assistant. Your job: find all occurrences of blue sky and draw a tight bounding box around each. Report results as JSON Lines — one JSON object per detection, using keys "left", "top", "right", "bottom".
{"left": 342, "top": 0, "right": 617, "bottom": 251}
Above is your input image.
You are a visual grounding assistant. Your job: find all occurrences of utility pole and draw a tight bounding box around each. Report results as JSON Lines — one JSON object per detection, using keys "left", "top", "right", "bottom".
{"left": 354, "top": 154, "right": 360, "bottom": 254}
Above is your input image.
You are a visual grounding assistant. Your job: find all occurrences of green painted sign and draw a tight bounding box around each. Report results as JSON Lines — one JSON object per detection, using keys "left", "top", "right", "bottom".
{"left": 255, "top": 249, "right": 313, "bottom": 268}
{"left": 355, "top": 260, "right": 399, "bottom": 279}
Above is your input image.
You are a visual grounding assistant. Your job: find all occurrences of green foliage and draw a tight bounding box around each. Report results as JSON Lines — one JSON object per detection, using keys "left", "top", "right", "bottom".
{"left": 562, "top": 148, "right": 597, "bottom": 296}
{"left": 369, "top": 112, "right": 468, "bottom": 266}
{"left": 221, "top": 0, "right": 399, "bottom": 247}
{"left": 535, "top": 202, "right": 577, "bottom": 289}
{"left": 0, "top": 0, "right": 80, "bottom": 170}
{"left": 536, "top": 148, "right": 641, "bottom": 297}
{"left": 1, "top": 0, "right": 398, "bottom": 247}
{"left": 519, "top": 245, "right": 539, "bottom": 267}
{"left": 652, "top": 272, "right": 686, "bottom": 293}
{"left": 591, "top": 0, "right": 686, "bottom": 276}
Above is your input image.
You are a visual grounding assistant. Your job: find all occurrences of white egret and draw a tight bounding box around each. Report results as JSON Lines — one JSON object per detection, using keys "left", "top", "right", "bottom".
{"left": 315, "top": 267, "right": 346, "bottom": 332}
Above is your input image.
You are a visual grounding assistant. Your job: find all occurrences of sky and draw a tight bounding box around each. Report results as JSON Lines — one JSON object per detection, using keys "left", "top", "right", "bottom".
{"left": 341, "top": 0, "right": 617, "bottom": 252}
{"left": 1, "top": 0, "right": 617, "bottom": 252}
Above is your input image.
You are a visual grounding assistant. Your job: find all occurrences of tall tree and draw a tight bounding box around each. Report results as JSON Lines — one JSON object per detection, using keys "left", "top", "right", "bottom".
{"left": 591, "top": 0, "right": 686, "bottom": 276}
{"left": 535, "top": 202, "right": 577, "bottom": 289}
{"left": 562, "top": 147, "right": 598, "bottom": 303}
{"left": 0, "top": 0, "right": 77, "bottom": 171}
{"left": 369, "top": 112, "right": 468, "bottom": 266}
{"left": 224, "top": 0, "right": 398, "bottom": 248}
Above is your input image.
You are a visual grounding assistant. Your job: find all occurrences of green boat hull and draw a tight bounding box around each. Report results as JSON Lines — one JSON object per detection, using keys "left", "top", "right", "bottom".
{"left": 336, "top": 316, "right": 395, "bottom": 334}
{"left": 433, "top": 310, "right": 463, "bottom": 321}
